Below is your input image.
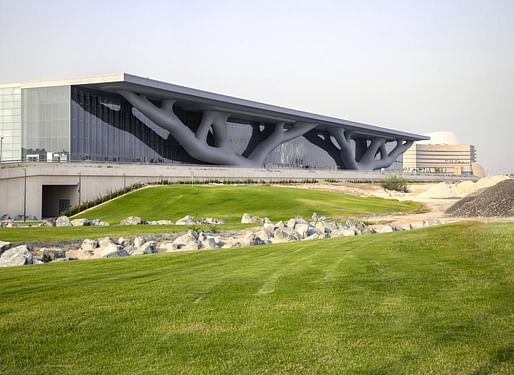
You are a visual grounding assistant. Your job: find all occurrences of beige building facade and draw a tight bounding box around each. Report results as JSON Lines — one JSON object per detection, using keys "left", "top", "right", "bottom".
{"left": 402, "top": 131, "right": 484, "bottom": 177}
{"left": 403, "top": 143, "right": 478, "bottom": 175}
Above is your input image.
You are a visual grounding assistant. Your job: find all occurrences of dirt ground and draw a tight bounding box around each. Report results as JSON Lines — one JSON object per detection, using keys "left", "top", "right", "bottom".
{"left": 281, "top": 181, "right": 514, "bottom": 227}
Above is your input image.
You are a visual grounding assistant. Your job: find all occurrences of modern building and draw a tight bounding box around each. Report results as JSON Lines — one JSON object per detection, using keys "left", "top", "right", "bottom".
{"left": 403, "top": 131, "right": 484, "bottom": 177}
{"left": 0, "top": 73, "right": 428, "bottom": 219}
{"left": 0, "top": 73, "right": 427, "bottom": 169}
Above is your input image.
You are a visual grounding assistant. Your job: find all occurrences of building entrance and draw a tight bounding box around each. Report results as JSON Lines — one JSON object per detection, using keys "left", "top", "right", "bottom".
{"left": 42, "top": 185, "right": 77, "bottom": 217}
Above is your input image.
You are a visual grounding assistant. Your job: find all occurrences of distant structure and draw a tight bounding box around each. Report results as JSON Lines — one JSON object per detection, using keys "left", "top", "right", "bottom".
{"left": 403, "top": 131, "right": 485, "bottom": 177}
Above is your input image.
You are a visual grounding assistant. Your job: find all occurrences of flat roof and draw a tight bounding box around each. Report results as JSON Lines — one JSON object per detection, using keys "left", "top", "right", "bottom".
{"left": 1, "top": 73, "right": 429, "bottom": 141}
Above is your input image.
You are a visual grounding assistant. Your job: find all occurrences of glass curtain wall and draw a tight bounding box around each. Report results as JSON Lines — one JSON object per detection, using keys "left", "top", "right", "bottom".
{"left": 0, "top": 86, "right": 22, "bottom": 162}
{"left": 22, "top": 86, "right": 71, "bottom": 161}
{"left": 70, "top": 87, "right": 200, "bottom": 163}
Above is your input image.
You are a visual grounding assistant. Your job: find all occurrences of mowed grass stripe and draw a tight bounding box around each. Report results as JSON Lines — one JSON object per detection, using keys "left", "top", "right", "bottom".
{"left": 74, "top": 185, "right": 424, "bottom": 224}
{"left": 1, "top": 222, "right": 514, "bottom": 373}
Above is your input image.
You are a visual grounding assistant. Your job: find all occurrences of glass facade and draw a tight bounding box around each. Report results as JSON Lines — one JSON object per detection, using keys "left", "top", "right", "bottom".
{"left": 22, "top": 86, "right": 70, "bottom": 161}
{"left": 70, "top": 87, "right": 203, "bottom": 163}
{"left": 0, "top": 86, "right": 22, "bottom": 162}
{"left": 0, "top": 84, "right": 403, "bottom": 170}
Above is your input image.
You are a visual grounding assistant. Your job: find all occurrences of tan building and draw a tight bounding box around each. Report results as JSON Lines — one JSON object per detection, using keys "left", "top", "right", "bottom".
{"left": 403, "top": 132, "right": 484, "bottom": 177}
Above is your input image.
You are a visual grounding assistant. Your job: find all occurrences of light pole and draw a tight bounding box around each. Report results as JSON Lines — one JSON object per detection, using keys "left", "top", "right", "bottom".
{"left": 23, "top": 168, "right": 27, "bottom": 222}
{"left": 78, "top": 173, "right": 82, "bottom": 207}
{"left": 0, "top": 136, "right": 4, "bottom": 163}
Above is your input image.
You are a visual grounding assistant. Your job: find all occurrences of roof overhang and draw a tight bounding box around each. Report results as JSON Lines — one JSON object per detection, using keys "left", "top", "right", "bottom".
{"left": 3, "top": 72, "right": 429, "bottom": 141}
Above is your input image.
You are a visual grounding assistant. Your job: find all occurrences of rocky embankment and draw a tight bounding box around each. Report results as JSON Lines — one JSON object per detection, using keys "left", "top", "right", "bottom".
{"left": 0, "top": 213, "right": 444, "bottom": 268}
{"left": 0, "top": 214, "right": 225, "bottom": 228}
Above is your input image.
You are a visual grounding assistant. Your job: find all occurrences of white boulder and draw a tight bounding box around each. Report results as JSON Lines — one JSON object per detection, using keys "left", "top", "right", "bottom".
{"left": 39, "top": 219, "right": 56, "bottom": 227}
{"left": 39, "top": 248, "right": 66, "bottom": 262}
{"left": 120, "top": 216, "right": 143, "bottom": 225}
{"left": 80, "top": 239, "right": 98, "bottom": 251}
{"left": 133, "top": 236, "right": 145, "bottom": 248}
{"left": 286, "top": 218, "right": 297, "bottom": 228}
{"left": 55, "top": 216, "right": 71, "bottom": 227}
{"left": 0, "top": 245, "right": 33, "bottom": 267}
{"left": 341, "top": 228, "right": 356, "bottom": 237}
{"left": 241, "top": 213, "right": 263, "bottom": 224}
{"left": 257, "top": 229, "right": 273, "bottom": 241}
{"left": 199, "top": 217, "right": 225, "bottom": 225}
{"left": 132, "top": 241, "right": 157, "bottom": 255}
{"left": 71, "top": 218, "right": 90, "bottom": 227}
{"left": 95, "top": 239, "right": 129, "bottom": 258}
{"left": 294, "top": 223, "right": 318, "bottom": 239}
{"left": 202, "top": 236, "right": 223, "bottom": 249}
{"left": 175, "top": 215, "right": 197, "bottom": 225}
{"left": 243, "top": 233, "right": 266, "bottom": 246}
{"left": 117, "top": 237, "right": 132, "bottom": 247}
{"left": 0, "top": 241, "right": 11, "bottom": 255}
{"left": 156, "top": 241, "right": 176, "bottom": 253}
{"left": 90, "top": 219, "right": 110, "bottom": 226}
{"left": 172, "top": 230, "right": 202, "bottom": 250}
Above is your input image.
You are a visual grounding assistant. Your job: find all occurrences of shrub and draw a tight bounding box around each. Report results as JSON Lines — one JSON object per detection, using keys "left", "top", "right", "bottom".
{"left": 381, "top": 176, "right": 409, "bottom": 193}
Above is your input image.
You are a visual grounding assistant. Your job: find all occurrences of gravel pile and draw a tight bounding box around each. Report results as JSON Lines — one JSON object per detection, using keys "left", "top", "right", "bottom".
{"left": 446, "top": 179, "right": 514, "bottom": 217}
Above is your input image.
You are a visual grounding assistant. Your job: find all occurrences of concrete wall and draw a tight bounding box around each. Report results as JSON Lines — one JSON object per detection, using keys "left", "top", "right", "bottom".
{"left": 0, "top": 162, "right": 478, "bottom": 219}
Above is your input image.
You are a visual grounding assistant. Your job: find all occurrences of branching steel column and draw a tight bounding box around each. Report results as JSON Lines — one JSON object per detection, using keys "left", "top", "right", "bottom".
{"left": 118, "top": 90, "right": 316, "bottom": 167}
{"left": 305, "top": 128, "right": 413, "bottom": 170}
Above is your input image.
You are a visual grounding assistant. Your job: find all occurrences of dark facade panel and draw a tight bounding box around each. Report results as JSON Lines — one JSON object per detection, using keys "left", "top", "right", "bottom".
{"left": 69, "top": 87, "right": 359, "bottom": 169}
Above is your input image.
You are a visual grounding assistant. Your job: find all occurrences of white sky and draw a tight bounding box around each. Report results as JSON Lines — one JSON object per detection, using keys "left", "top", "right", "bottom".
{"left": 1, "top": 0, "right": 513, "bottom": 174}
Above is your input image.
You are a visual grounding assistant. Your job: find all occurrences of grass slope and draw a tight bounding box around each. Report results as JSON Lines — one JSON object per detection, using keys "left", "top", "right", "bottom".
{"left": 74, "top": 185, "right": 424, "bottom": 224}
{"left": 1, "top": 222, "right": 514, "bottom": 374}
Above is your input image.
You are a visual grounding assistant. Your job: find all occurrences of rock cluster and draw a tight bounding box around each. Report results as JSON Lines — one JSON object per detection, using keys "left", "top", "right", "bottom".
{"left": 40, "top": 216, "right": 110, "bottom": 227}
{"left": 0, "top": 220, "right": 19, "bottom": 228}
{"left": 120, "top": 216, "right": 143, "bottom": 225}
{"left": 0, "top": 213, "right": 444, "bottom": 267}
{"left": 118, "top": 215, "right": 224, "bottom": 225}
{"left": 2, "top": 215, "right": 225, "bottom": 228}
{"left": 146, "top": 220, "right": 174, "bottom": 225}
{"left": 175, "top": 215, "right": 225, "bottom": 225}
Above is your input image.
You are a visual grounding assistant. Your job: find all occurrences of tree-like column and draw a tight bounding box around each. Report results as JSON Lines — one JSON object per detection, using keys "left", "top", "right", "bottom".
{"left": 305, "top": 128, "right": 413, "bottom": 170}
{"left": 118, "top": 90, "right": 317, "bottom": 167}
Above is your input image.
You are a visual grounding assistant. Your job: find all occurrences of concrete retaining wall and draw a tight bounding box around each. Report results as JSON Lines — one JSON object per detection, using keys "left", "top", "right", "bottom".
{"left": 0, "top": 162, "right": 477, "bottom": 219}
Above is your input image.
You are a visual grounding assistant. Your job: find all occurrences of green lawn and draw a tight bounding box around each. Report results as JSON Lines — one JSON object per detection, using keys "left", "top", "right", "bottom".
{"left": 73, "top": 185, "right": 424, "bottom": 224}
{"left": 1, "top": 222, "right": 514, "bottom": 374}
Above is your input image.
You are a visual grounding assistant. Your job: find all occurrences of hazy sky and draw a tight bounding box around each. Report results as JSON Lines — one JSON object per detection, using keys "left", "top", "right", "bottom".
{"left": 1, "top": 0, "right": 513, "bottom": 174}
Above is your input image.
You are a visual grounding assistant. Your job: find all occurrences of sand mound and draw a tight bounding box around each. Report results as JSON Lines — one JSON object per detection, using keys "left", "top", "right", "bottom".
{"left": 446, "top": 179, "right": 514, "bottom": 217}
{"left": 417, "top": 175, "right": 510, "bottom": 199}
